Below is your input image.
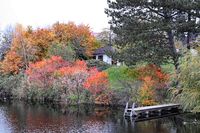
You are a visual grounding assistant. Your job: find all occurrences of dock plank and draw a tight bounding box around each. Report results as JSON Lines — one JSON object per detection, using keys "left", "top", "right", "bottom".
{"left": 124, "top": 103, "right": 180, "bottom": 117}
{"left": 133, "top": 104, "right": 180, "bottom": 112}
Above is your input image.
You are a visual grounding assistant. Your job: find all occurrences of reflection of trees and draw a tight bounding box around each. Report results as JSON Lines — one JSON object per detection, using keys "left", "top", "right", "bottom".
{"left": 167, "top": 114, "right": 200, "bottom": 133}
{"left": 94, "top": 108, "right": 111, "bottom": 117}
{"left": 124, "top": 113, "right": 200, "bottom": 133}
{"left": 3, "top": 101, "right": 74, "bottom": 132}
{"left": 60, "top": 104, "right": 123, "bottom": 133}
{"left": 3, "top": 101, "right": 200, "bottom": 133}
{"left": 122, "top": 118, "right": 173, "bottom": 133}
{"left": 120, "top": 113, "right": 200, "bottom": 133}
{"left": 5, "top": 101, "right": 28, "bottom": 132}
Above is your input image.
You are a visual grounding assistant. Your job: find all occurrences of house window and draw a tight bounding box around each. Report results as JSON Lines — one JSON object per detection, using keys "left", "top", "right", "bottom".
{"left": 98, "top": 55, "right": 103, "bottom": 61}
{"left": 112, "top": 60, "right": 117, "bottom": 65}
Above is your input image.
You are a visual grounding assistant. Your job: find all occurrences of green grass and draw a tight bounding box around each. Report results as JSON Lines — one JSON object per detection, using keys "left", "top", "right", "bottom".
{"left": 161, "top": 63, "right": 175, "bottom": 74}
{"left": 105, "top": 63, "right": 175, "bottom": 91}
{"left": 105, "top": 66, "right": 138, "bottom": 90}
{"left": 106, "top": 66, "right": 129, "bottom": 82}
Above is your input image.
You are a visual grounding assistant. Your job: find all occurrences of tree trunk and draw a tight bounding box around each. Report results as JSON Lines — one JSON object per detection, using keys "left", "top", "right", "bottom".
{"left": 163, "top": 10, "right": 179, "bottom": 72}
{"left": 76, "top": 83, "right": 80, "bottom": 105}
{"left": 167, "top": 30, "right": 179, "bottom": 87}
{"left": 167, "top": 30, "right": 179, "bottom": 70}
{"left": 187, "top": 13, "right": 191, "bottom": 50}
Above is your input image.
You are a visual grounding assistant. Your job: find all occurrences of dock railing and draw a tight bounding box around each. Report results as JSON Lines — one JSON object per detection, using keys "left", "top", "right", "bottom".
{"left": 124, "top": 103, "right": 180, "bottom": 117}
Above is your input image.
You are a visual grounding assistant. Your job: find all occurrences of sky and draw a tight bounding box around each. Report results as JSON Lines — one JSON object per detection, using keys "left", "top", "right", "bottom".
{"left": 0, "top": 0, "right": 110, "bottom": 32}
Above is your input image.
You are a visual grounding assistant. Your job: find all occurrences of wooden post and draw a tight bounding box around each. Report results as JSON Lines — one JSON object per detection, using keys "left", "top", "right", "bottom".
{"left": 124, "top": 102, "right": 129, "bottom": 116}
{"left": 158, "top": 109, "right": 162, "bottom": 115}
{"left": 132, "top": 103, "right": 137, "bottom": 116}
{"left": 130, "top": 103, "right": 135, "bottom": 117}
{"left": 146, "top": 111, "right": 149, "bottom": 117}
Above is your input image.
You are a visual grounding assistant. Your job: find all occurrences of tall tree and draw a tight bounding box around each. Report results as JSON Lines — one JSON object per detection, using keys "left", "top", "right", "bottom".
{"left": 0, "top": 26, "right": 14, "bottom": 60}
{"left": 105, "top": 0, "right": 200, "bottom": 69}
{"left": 0, "top": 24, "right": 27, "bottom": 74}
{"left": 52, "top": 22, "right": 99, "bottom": 59}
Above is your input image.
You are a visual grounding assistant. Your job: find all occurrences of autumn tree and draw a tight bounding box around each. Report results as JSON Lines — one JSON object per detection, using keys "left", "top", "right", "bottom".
{"left": 1, "top": 22, "right": 99, "bottom": 74}
{"left": 47, "top": 43, "right": 75, "bottom": 61}
{"left": 0, "top": 24, "right": 55, "bottom": 74}
{"left": 52, "top": 22, "right": 99, "bottom": 59}
{"left": 28, "top": 28, "right": 55, "bottom": 60}
{"left": 0, "top": 24, "right": 27, "bottom": 74}
{"left": 0, "top": 51, "right": 23, "bottom": 74}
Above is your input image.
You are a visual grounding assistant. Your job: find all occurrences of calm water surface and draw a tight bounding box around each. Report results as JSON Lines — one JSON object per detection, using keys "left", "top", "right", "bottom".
{"left": 0, "top": 101, "right": 200, "bottom": 133}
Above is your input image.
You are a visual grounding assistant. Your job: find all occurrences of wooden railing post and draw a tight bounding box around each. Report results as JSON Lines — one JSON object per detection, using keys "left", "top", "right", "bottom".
{"left": 124, "top": 102, "right": 129, "bottom": 116}
{"left": 132, "top": 103, "right": 137, "bottom": 116}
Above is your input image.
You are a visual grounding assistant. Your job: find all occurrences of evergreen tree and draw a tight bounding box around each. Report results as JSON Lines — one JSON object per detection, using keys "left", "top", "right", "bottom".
{"left": 106, "top": 0, "right": 200, "bottom": 68}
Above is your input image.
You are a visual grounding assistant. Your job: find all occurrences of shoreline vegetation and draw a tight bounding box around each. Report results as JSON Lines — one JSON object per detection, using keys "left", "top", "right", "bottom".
{"left": 0, "top": 22, "right": 199, "bottom": 113}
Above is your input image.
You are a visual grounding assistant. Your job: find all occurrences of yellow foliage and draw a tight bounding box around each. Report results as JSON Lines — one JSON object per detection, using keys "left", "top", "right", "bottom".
{"left": 1, "top": 22, "right": 98, "bottom": 74}
{"left": 139, "top": 76, "right": 157, "bottom": 106}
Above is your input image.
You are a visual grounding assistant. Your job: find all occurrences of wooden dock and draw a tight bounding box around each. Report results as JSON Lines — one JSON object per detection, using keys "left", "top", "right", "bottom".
{"left": 124, "top": 103, "right": 180, "bottom": 117}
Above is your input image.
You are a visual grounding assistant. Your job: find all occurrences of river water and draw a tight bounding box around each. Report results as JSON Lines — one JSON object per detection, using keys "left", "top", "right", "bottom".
{"left": 0, "top": 101, "right": 199, "bottom": 133}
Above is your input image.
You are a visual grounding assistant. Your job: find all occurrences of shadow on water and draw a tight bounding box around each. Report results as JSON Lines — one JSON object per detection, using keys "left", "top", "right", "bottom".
{"left": 0, "top": 101, "right": 200, "bottom": 133}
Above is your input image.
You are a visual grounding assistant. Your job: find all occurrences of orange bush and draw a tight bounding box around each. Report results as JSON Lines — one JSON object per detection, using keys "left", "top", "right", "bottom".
{"left": 139, "top": 76, "right": 157, "bottom": 106}
{"left": 26, "top": 56, "right": 69, "bottom": 88}
{"left": 26, "top": 56, "right": 109, "bottom": 97}
{"left": 138, "top": 64, "right": 169, "bottom": 106}
{"left": 83, "top": 71, "right": 109, "bottom": 95}
{"left": 138, "top": 64, "right": 169, "bottom": 84}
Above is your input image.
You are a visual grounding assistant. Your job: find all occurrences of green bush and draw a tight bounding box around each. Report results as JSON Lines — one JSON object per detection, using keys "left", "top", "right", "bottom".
{"left": 105, "top": 66, "right": 140, "bottom": 105}
{"left": 106, "top": 66, "right": 138, "bottom": 89}
{"left": 47, "top": 43, "right": 75, "bottom": 61}
{"left": 0, "top": 73, "right": 24, "bottom": 98}
{"left": 173, "top": 53, "right": 200, "bottom": 112}
{"left": 161, "top": 63, "right": 175, "bottom": 75}
{"left": 86, "top": 59, "right": 111, "bottom": 71}
{"left": 106, "top": 66, "right": 129, "bottom": 83}
{"left": 26, "top": 86, "right": 62, "bottom": 102}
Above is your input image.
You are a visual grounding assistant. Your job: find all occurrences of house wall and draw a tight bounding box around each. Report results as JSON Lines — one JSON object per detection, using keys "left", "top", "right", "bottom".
{"left": 116, "top": 61, "right": 121, "bottom": 66}
{"left": 103, "top": 55, "right": 112, "bottom": 64}
{"left": 95, "top": 54, "right": 122, "bottom": 66}
{"left": 95, "top": 55, "right": 98, "bottom": 60}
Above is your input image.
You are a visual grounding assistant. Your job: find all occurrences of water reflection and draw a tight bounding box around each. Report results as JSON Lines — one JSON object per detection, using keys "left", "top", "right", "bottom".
{"left": 0, "top": 101, "right": 200, "bottom": 133}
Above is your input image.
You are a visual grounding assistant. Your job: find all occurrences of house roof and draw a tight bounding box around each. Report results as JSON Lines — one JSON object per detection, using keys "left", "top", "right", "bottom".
{"left": 93, "top": 46, "right": 114, "bottom": 56}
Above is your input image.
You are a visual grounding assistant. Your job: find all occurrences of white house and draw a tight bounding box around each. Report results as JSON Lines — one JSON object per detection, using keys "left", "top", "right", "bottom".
{"left": 93, "top": 46, "right": 121, "bottom": 66}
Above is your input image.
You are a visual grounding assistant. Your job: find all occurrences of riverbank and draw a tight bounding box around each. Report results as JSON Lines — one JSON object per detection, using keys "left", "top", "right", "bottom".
{"left": 0, "top": 95, "right": 125, "bottom": 108}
